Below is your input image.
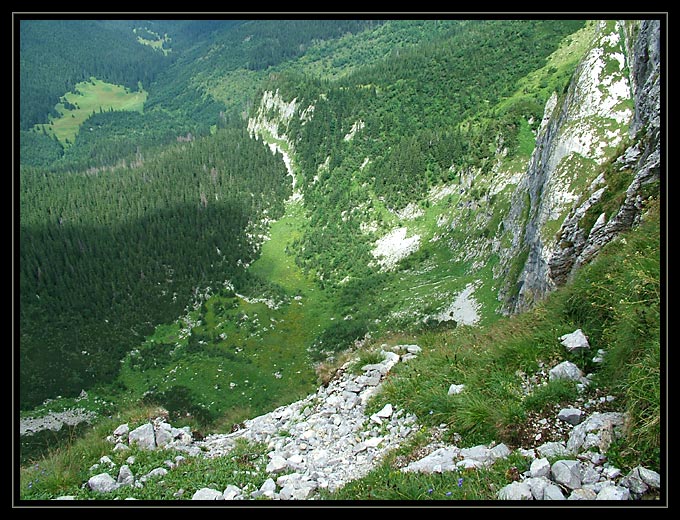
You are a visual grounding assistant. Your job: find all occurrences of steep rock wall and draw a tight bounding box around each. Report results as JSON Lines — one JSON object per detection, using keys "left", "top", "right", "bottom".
{"left": 500, "top": 19, "right": 660, "bottom": 314}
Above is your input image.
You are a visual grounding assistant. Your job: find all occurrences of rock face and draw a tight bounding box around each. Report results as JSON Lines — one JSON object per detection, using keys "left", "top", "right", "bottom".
{"left": 500, "top": 19, "right": 660, "bottom": 313}
{"left": 557, "top": 19, "right": 661, "bottom": 280}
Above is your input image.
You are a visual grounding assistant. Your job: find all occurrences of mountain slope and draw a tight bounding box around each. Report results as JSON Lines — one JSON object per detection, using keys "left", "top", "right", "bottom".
{"left": 17, "top": 17, "right": 663, "bottom": 502}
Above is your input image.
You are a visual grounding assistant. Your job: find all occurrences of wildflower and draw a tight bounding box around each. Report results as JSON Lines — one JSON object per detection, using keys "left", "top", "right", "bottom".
{"left": 429, "top": 410, "right": 434, "bottom": 415}
{"left": 458, "top": 478, "right": 464, "bottom": 487}
{"left": 446, "top": 491, "right": 452, "bottom": 496}
{"left": 427, "top": 488, "right": 433, "bottom": 494}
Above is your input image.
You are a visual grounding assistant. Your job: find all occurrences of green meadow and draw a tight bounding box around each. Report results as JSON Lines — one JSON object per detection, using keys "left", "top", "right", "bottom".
{"left": 34, "top": 77, "right": 147, "bottom": 146}
{"left": 134, "top": 27, "right": 172, "bottom": 55}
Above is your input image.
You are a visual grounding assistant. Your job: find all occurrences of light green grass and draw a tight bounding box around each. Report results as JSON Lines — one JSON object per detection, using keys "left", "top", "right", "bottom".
{"left": 133, "top": 27, "right": 172, "bottom": 55}
{"left": 34, "top": 77, "right": 147, "bottom": 146}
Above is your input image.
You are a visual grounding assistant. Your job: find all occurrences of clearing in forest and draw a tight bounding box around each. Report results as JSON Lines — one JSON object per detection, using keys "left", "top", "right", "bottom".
{"left": 33, "top": 77, "right": 147, "bottom": 146}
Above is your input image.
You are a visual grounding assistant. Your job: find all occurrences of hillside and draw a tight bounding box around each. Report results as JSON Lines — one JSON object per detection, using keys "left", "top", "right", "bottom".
{"left": 15, "top": 16, "right": 663, "bottom": 504}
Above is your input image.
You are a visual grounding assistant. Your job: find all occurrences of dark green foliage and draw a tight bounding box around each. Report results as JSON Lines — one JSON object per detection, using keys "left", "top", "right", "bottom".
{"left": 142, "top": 385, "right": 215, "bottom": 426}
{"left": 19, "top": 130, "right": 64, "bottom": 167}
{"left": 54, "top": 110, "right": 187, "bottom": 172}
{"left": 19, "top": 127, "right": 290, "bottom": 409}
{"left": 129, "top": 341, "right": 175, "bottom": 371}
{"left": 19, "top": 421, "right": 92, "bottom": 466}
{"left": 278, "top": 20, "right": 584, "bottom": 287}
{"left": 309, "top": 318, "right": 369, "bottom": 360}
{"left": 522, "top": 379, "right": 580, "bottom": 413}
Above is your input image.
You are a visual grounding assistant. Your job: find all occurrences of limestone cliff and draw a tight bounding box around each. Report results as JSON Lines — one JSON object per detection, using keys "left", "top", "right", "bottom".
{"left": 500, "top": 20, "right": 660, "bottom": 314}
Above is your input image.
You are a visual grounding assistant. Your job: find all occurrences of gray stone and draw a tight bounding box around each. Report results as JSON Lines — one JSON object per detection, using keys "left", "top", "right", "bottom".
{"left": 279, "top": 485, "right": 294, "bottom": 500}
{"left": 447, "top": 384, "right": 465, "bottom": 395}
{"left": 266, "top": 454, "right": 287, "bottom": 473}
{"left": 567, "top": 412, "right": 625, "bottom": 453}
{"left": 530, "top": 457, "right": 551, "bottom": 478}
{"left": 558, "top": 407, "right": 584, "bottom": 425}
{"left": 171, "top": 426, "right": 193, "bottom": 445}
{"left": 291, "top": 486, "right": 314, "bottom": 500}
{"left": 596, "top": 485, "right": 631, "bottom": 500}
{"left": 456, "top": 459, "right": 485, "bottom": 470}
{"left": 375, "top": 403, "right": 393, "bottom": 418}
{"left": 568, "top": 488, "right": 597, "bottom": 500}
{"left": 537, "top": 441, "right": 570, "bottom": 458}
{"left": 260, "top": 477, "right": 277, "bottom": 497}
{"left": 460, "top": 444, "right": 491, "bottom": 462}
{"left": 592, "top": 349, "right": 607, "bottom": 363}
{"left": 344, "top": 381, "right": 363, "bottom": 393}
{"left": 581, "top": 465, "right": 601, "bottom": 485}
{"left": 117, "top": 465, "right": 134, "bottom": 487}
{"left": 141, "top": 467, "right": 168, "bottom": 482}
{"left": 401, "top": 447, "right": 460, "bottom": 473}
{"left": 113, "top": 423, "right": 129, "bottom": 436}
{"left": 489, "top": 443, "right": 511, "bottom": 461}
{"left": 497, "top": 481, "right": 533, "bottom": 500}
{"left": 128, "top": 423, "right": 156, "bottom": 450}
{"left": 352, "top": 441, "right": 367, "bottom": 453}
{"left": 551, "top": 460, "right": 582, "bottom": 490}
{"left": 524, "top": 477, "right": 549, "bottom": 500}
{"left": 154, "top": 423, "right": 173, "bottom": 448}
{"left": 543, "top": 484, "right": 567, "bottom": 500}
{"left": 549, "top": 361, "right": 583, "bottom": 382}
{"left": 603, "top": 466, "right": 622, "bottom": 480}
{"left": 620, "top": 468, "right": 649, "bottom": 495}
{"left": 87, "top": 473, "right": 119, "bottom": 493}
{"left": 559, "top": 329, "right": 590, "bottom": 352}
{"left": 223, "top": 484, "right": 241, "bottom": 500}
{"left": 361, "top": 373, "right": 381, "bottom": 386}
{"left": 638, "top": 466, "right": 661, "bottom": 488}
{"left": 192, "top": 488, "right": 225, "bottom": 500}
{"left": 364, "top": 437, "right": 382, "bottom": 448}
{"left": 362, "top": 363, "right": 387, "bottom": 374}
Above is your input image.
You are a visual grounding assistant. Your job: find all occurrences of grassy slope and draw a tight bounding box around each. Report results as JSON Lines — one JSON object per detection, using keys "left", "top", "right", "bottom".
{"left": 325, "top": 199, "right": 661, "bottom": 501}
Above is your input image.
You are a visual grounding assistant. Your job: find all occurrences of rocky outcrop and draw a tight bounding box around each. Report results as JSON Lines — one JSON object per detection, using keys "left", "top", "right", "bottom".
{"left": 20, "top": 397, "right": 96, "bottom": 436}
{"left": 553, "top": 19, "right": 661, "bottom": 282}
{"left": 501, "top": 19, "right": 660, "bottom": 313}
